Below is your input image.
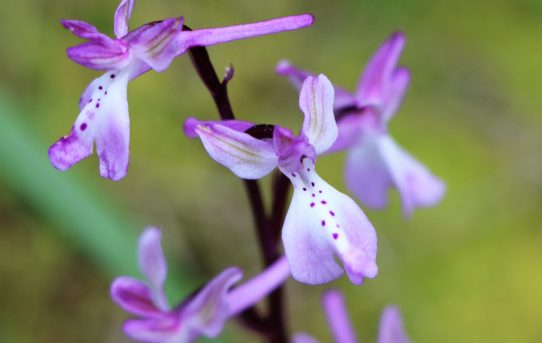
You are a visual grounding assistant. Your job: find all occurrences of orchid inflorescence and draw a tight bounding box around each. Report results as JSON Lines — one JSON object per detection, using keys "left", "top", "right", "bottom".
{"left": 49, "top": 0, "right": 445, "bottom": 342}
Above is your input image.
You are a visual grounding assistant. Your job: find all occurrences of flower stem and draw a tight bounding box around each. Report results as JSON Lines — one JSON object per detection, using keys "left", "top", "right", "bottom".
{"left": 186, "top": 37, "right": 234, "bottom": 119}
{"left": 270, "top": 171, "right": 291, "bottom": 243}
{"left": 185, "top": 25, "right": 289, "bottom": 343}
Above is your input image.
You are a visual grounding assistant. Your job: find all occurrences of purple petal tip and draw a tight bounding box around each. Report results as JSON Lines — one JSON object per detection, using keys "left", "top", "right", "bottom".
{"left": 391, "top": 31, "right": 405, "bottom": 42}
{"left": 387, "top": 31, "right": 406, "bottom": 52}
{"left": 183, "top": 117, "right": 202, "bottom": 138}
{"left": 301, "top": 13, "right": 315, "bottom": 26}
{"left": 48, "top": 132, "right": 93, "bottom": 171}
{"left": 275, "top": 60, "right": 292, "bottom": 74}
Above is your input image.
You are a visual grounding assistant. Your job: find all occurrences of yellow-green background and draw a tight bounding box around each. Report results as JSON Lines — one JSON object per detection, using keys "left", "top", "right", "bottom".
{"left": 1, "top": 0, "right": 541, "bottom": 342}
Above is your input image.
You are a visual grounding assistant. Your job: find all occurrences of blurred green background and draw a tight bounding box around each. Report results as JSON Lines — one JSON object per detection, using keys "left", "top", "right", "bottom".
{"left": 1, "top": 0, "right": 542, "bottom": 342}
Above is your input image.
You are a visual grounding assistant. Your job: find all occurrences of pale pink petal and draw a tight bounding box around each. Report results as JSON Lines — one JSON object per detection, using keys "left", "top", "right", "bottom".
{"left": 138, "top": 227, "right": 169, "bottom": 311}
{"left": 191, "top": 121, "right": 278, "bottom": 179}
{"left": 114, "top": 0, "right": 135, "bottom": 38}
{"left": 125, "top": 17, "right": 184, "bottom": 72}
{"left": 182, "top": 267, "right": 243, "bottom": 338}
{"left": 381, "top": 68, "right": 410, "bottom": 123}
{"left": 377, "top": 306, "right": 410, "bottom": 343}
{"left": 355, "top": 32, "right": 405, "bottom": 108}
{"left": 282, "top": 160, "right": 378, "bottom": 285}
{"left": 299, "top": 74, "right": 338, "bottom": 154}
{"left": 49, "top": 69, "right": 131, "bottom": 181}
{"left": 66, "top": 41, "right": 131, "bottom": 71}
{"left": 345, "top": 139, "right": 393, "bottom": 209}
{"left": 110, "top": 276, "right": 162, "bottom": 317}
{"left": 94, "top": 71, "right": 130, "bottom": 181}
{"left": 378, "top": 136, "right": 446, "bottom": 216}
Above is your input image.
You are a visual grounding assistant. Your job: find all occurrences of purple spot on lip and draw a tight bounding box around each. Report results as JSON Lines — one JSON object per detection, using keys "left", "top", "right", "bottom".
{"left": 310, "top": 202, "right": 315, "bottom": 208}
{"left": 302, "top": 187, "right": 307, "bottom": 191}
{"left": 321, "top": 220, "right": 326, "bottom": 226}
{"left": 329, "top": 211, "right": 335, "bottom": 216}
{"left": 333, "top": 233, "right": 339, "bottom": 240}
{"left": 311, "top": 182, "right": 315, "bottom": 187}
{"left": 312, "top": 194, "right": 315, "bottom": 197}
{"left": 88, "top": 98, "right": 92, "bottom": 103}
{"left": 291, "top": 173, "right": 296, "bottom": 178}
{"left": 110, "top": 74, "right": 116, "bottom": 78}
{"left": 80, "top": 123, "right": 87, "bottom": 131}
{"left": 95, "top": 103, "right": 100, "bottom": 108}
{"left": 98, "top": 86, "right": 103, "bottom": 90}
{"left": 307, "top": 168, "right": 310, "bottom": 172}
{"left": 321, "top": 200, "right": 327, "bottom": 205}
{"left": 319, "top": 190, "right": 322, "bottom": 194}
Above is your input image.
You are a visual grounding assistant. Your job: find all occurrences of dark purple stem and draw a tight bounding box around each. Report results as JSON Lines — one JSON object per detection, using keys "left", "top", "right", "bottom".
{"left": 270, "top": 172, "right": 291, "bottom": 241}
{"left": 185, "top": 26, "right": 288, "bottom": 343}
{"left": 266, "top": 171, "right": 292, "bottom": 341}
{"left": 186, "top": 41, "right": 234, "bottom": 119}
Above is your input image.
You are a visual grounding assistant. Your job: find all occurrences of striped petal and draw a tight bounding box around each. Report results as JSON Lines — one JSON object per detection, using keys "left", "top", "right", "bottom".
{"left": 182, "top": 268, "right": 243, "bottom": 339}
{"left": 61, "top": 19, "right": 119, "bottom": 49}
{"left": 110, "top": 276, "right": 163, "bottom": 318}
{"left": 189, "top": 120, "right": 278, "bottom": 179}
{"left": 66, "top": 41, "right": 131, "bottom": 71}
{"left": 114, "top": 0, "right": 135, "bottom": 38}
{"left": 299, "top": 75, "right": 338, "bottom": 154}
{"left": 125, "top": 17, "right": 184, "bottom": 72}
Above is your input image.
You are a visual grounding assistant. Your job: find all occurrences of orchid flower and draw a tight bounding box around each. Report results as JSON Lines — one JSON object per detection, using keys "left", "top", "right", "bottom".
{"left": 49, "top": 0, "right": 314, "bottom": 181}
{"left": 111, "top": 227, "right": 291, "bottom": 343}
{"left": 276, "top": 32, "right": 445, "bottom": 216}
{"left": 184, "top": 74, "right": 378, "bottom": 285}
{"left": 292, "top": 290, "right": 410, "bottom": 343}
